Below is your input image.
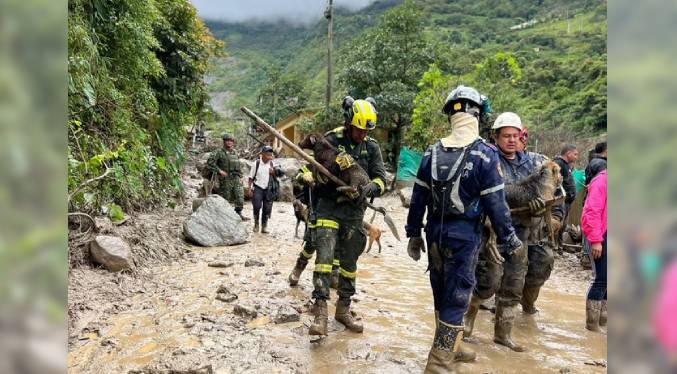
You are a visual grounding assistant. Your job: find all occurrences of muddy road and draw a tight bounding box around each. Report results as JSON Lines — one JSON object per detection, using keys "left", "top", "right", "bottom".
{"left": 68, "top": 196, "right": 606, "bottom": 373}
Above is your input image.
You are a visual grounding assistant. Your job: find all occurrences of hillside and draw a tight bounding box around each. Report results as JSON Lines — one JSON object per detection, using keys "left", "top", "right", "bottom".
{"left": 205, "top": 0, "right": 606, "bottom": 135}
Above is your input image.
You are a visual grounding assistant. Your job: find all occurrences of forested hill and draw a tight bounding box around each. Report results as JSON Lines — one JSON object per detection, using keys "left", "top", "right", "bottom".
{"left": 206, "top": 0, "right": 606, "bottom": 145}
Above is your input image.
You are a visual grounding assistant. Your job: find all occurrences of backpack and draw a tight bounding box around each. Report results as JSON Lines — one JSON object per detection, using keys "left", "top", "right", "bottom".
{"left": 253, "top": 159, "right": 281, "bottom": 201}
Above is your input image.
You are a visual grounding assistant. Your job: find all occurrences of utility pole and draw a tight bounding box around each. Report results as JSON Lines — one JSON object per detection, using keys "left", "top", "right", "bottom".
{"left": 324, "top": 0, "right": 333, "bottom": 109}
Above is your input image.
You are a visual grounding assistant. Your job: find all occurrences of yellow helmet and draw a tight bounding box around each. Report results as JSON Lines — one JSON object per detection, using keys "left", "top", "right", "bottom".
{"left": 346, "top": 98, "right": 377, "bottom": 130}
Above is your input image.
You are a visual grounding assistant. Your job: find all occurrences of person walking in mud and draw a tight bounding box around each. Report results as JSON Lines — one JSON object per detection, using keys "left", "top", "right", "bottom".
{"left": 208, "top": 133, "right": 249, "bottom": 221}
{"left": 247, "top": 145, "right": 283, "bottom": 233}
{"left": 307, "top": 97, "right": 387, "bottom": 336}
{"left": 405, "top": 85, "right": 522, "bottom": 372}
{"left": 463, "top": 112, "right": 561, "bottom": 352}
{"left": 582, "top": 169, "right": 607, "bottom": 332}
{"left": 513, "top": 127, "right": 565, "bottom": 315}
{"left": 287, "top": 164, "right": 341, "bottom": 289}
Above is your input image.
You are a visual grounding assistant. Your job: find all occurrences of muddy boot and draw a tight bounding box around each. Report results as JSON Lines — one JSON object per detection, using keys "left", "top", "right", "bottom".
{"left": 494, "top": 304, "right": 526, "bottom": 352}
{"left": 424, "top": 321, "right": 474, "bottom": 374}
{"left": 335, "top": 300, "right": 363, "bottom": 333}
{"left": 586, "top": 299, "right": 602, "bottom": 332}
{"left": 599, "top": 300, "right": 607, "bottom": 327}
{"left": 288, "top": 261, "right": 306, "bottom": 286}
{"left": 463, "top": 295, "right": 482, "bottom": 337}
{"left": 261, "top": 219, "right": 269, "bottom": 234}
{"left": 253, "top": 221, "right": 259, "bottom": 233}
{"left": 521, "top": 284, "right": 541, "bottom": 315}
{"left": 236, "top": 208, "right": 250, "bottom": 222}
{"left": 329, "top": 268, "right": 339, "bottom": 289}
{"left": 309, "top": 300, "right": 328, "bottom": 336}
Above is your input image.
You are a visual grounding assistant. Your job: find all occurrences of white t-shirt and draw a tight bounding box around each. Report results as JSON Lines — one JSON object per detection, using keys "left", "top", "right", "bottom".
{"left": 249, "top": 158, "right": 273, "bottom": 189}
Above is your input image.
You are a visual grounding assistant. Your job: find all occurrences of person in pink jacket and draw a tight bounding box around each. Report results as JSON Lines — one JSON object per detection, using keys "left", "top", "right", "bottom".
{"left": 654, "top": 259, "right": 677, "bottom": 369}
{"left": 581, "top": 169, "right": 607, "bottom": 331}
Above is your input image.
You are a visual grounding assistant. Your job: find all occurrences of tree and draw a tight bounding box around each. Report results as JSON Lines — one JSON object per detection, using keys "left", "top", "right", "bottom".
{"left": 339, "top": 0, "right": 434, "bottom": 173}
{"left": 255, "top": 65, "right": 308, "bottom": 126}
{"left": 407, "top": 64, "right": 454, "bottom": 151}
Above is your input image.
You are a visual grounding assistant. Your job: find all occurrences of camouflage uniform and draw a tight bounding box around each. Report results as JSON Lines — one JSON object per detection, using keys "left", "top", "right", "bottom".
{"left": 208, "top": 147, "right": 244, "bottom": 214}
{"left": 466, "top": 150, "right": 562, "bottom": 351}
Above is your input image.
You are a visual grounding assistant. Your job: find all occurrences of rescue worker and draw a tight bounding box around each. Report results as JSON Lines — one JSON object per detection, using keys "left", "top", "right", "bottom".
{"left": 287, "top": 164, "right": 340, "bottom": 289}
{"left": 405, "top": 85, "right": 522, "bottom": 372}
{"left": 208, "top": 133, "right": 249, "bottom": 221}
{"left": 308, "top": 96, "right": 387, "bottom": 336}
{"left": 463, "top": 112, "right": 561, "bottom": 352}
{"left": 519, "top": 129, "right": 565, "bottom": 315}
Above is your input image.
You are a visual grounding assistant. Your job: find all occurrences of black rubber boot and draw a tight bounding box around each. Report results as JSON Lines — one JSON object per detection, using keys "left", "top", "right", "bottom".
{"left": 494, "top": 304, "right": 526, "bottom": 352}
{"left": 464, "top": 295, "right": 482, "bottom": 337}
{"left": 586, "top": 299, "right": 602, "bottom": 332}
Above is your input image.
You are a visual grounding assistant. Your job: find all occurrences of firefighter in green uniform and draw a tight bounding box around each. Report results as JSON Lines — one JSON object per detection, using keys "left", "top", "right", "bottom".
{"left": 208, "top": 133, "right": 249, "bottom": 221}
{"left": 288, "top": 164, "right": 340, "bottom": 289}
{"left": 308, "top": 97, "right": 387, "bottom": 336}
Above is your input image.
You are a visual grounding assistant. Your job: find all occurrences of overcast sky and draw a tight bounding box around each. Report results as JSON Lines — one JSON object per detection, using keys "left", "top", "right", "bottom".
{"left": 190, "top": 0, "right": 376, "bottom": 24}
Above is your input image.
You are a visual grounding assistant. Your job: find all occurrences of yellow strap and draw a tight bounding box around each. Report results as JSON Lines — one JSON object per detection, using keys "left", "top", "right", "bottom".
{"left": 308, "top": 219, "right": 339, "bottom": 229}
{"left": 332, "top": 259, "right": 340, "bottom": 266}
{"left": 314, "top": 264, "right": 333, "bottom": 273}
{"left": 372, "top": 177, "right": 385, "bottom": 193}
{"left": 339, "top": 267, "right": 357, "bottom": 279}
{"left": 301, "top": 249, "right": 313, "bottom": 259}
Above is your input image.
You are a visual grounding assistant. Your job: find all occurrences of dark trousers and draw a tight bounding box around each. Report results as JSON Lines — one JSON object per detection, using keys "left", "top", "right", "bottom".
{"left": 587, "top": 233, "right": 608, "bottom": 300}
{"left": 252, "top": 185, "right": 273, "bottom": 224}
{"left": 428, "top": 237, "right": 481, "bottom": 325}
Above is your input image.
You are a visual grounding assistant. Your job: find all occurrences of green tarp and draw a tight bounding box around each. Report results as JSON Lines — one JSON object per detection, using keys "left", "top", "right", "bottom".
{"left": 398, "top": 147, "right": 423, "bottom": 181}
{"left": 573, "top": 169, "right": 586, "bottom": 193}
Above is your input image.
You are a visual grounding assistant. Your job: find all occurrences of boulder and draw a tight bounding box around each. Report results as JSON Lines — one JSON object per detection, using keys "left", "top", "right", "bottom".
{"left": 233, "top": 305, "right": 258, "bottom": 320}
{"left": 89, "top": 235, "right": 134, "bottom": 272}
{"left": 277, "top": 176, "right": 294, "bottom": 202}
{"left": 274, "top": 158, "right": 303, "bottom": 178}
{"left": 183, "top": 195, "right": 248, "bottom": 247}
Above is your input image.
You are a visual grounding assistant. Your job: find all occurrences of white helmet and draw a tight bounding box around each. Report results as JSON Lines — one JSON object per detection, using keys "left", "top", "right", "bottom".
{"left": 491, "top": 112, "right": 523, "bottom": 130}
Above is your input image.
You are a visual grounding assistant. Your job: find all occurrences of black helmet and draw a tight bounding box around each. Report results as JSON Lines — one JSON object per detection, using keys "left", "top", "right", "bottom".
{"left": 261, "top": 145, "right": 274, "bottom": 153}
{"left": 222, "top": 133, "right": 234, "bottom": 141}
{"left": 442, "top": 85, "right": 483, "bottom": 117}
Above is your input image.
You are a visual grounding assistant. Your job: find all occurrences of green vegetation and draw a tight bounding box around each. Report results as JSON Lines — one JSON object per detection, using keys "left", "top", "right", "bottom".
{"left": 206, "top": 0, "right": 606, "bottom": 158}
{"left": 67, "top": 0, "right": 221, "bottom": 213}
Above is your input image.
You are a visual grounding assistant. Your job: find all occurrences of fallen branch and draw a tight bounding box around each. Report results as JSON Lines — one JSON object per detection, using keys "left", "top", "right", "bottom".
{"left": 68, "top": 168, "right": 112, "bottom": 202}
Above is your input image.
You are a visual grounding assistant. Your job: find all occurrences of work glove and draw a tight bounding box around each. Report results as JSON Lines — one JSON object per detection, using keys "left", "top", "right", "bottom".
{"left": 360, "top": 181, "right": 381, "bottom": 199}
{"left": 337, "top": 186, "right": 360, "bottom": 200}
{"left": 407, "top": 236, "right": 426, "bottom": 261}
{"left": 528, "top": 197, "right": 546, "bottom": 216}
{"left": 497, "top": 233, "right": 523, "bottom": 257}
{"left": 300, "top": 171, "right": 315, "bottom": 186}
{"left": 335, "top": 151, "right": 356, "bottom": 170}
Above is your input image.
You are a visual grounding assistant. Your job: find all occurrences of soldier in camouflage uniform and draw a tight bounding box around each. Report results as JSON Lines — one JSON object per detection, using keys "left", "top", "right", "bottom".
{"left": 308, "top": 97, "right": 387, "bottom": 336}
{"left": 208, "top": 133, "right": 249, "bottom": 221}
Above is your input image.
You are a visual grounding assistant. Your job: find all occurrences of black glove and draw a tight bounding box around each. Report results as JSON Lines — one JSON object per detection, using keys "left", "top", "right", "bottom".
{"left": 361, "top": 181, "right": 381, "bottom": 198}
{"left": 528, "top": 197, "right": 546, "bottom": 216}
{"left": 497, "top": 233, "right": 523, "bottom": 256}
{"left": 407, "top": 236, "right": 426, "bottom": 261}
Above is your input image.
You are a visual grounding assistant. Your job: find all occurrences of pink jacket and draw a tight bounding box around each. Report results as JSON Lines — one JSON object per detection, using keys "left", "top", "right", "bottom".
{"left": 582, "top": 170, "right": 607, "bottom": 244}
{"left": 654, "top": 260, "right": 677, "bottom": 353}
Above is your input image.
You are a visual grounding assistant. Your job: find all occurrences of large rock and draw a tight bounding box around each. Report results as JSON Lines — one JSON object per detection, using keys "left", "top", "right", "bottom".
{"left": 278, "top": 176, "right": 294, "bottom": 202}
{"left": 274, "top": 158, "right": 303, "bottom": 178}
{"left": 183, "top": 195, "right": 248, "bottom": 247}
{"left": 89, "top": 235, "right": 134, "bottom": 272}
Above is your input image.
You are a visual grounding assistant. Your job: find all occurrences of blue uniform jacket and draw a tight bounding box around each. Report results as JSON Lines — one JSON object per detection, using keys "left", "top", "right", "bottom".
{"left": 405, "top": 140, "right": 516, "bottom": 248}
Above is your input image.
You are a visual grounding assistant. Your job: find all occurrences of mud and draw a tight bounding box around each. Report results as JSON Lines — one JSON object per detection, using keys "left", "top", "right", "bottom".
{"left": 68, "top": 192, "right": 606, "bottom": 373}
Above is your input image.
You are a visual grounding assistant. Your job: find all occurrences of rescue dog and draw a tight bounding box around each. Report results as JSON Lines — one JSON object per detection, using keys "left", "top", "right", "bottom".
{"left": 292, "top": 199, "right": 308, "bottom": 239}
{"left": 298, "top": 133, "right": 371, "bottom": 199}
{"left": 504, "top": 160, "right": 562, "bottom": 209}
{"left": 363, "top": 221, "right": 385, "bottom": 253}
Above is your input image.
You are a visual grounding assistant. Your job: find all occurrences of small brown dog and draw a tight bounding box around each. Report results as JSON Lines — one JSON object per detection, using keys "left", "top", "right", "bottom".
{"left": 363, "top": 221, "right": 385, "bottom": 253}
{"left": 292, "top": 199, "right": 309, "bottom": 238}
